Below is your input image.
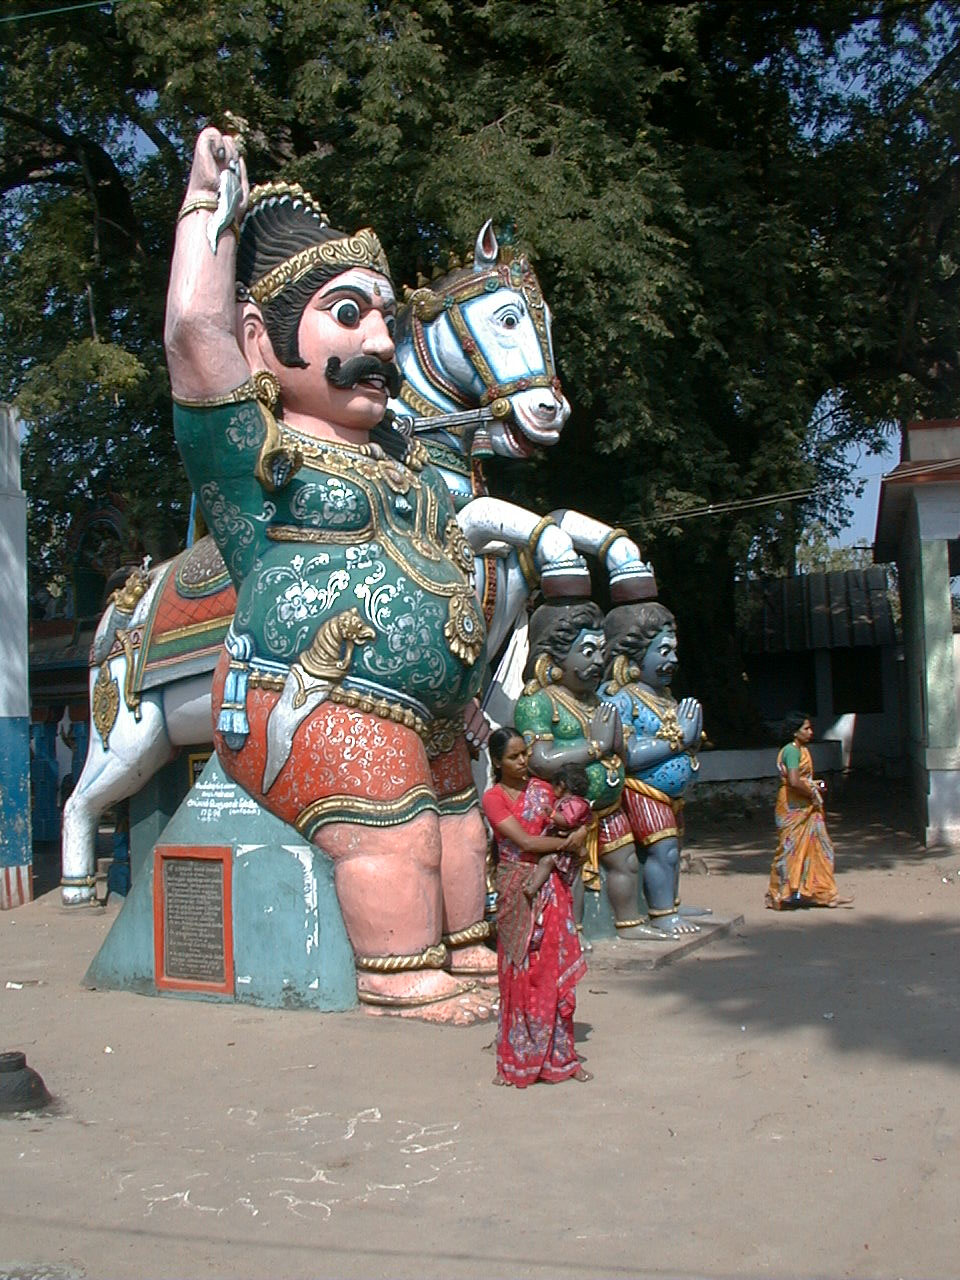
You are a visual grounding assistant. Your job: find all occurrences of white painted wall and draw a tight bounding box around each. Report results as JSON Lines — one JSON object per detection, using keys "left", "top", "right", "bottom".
{"left": 0, "top": 405, "right": 28, "bottom": 721}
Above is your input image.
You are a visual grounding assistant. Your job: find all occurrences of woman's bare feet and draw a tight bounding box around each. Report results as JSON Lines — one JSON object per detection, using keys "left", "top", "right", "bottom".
{"left": 825, "top": 894, "right": 855, "bottom": 908}
{"left": 571, "top": 1066, "right": 593, "bottom": 1082}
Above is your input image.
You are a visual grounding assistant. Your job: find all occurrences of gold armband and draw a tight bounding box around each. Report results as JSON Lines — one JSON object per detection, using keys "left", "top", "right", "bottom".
{"left": 596, "top": 526, "right": 630, "bottom": 562}
{"left": 177, "top": 196, "right": 219, "bottom": 220}
{"left": 177, "top": 197, "right": 240, "bottom": 241}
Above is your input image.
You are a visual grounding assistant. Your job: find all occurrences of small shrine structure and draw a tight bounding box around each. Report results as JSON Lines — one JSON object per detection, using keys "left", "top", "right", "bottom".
{"left": 875, "top": 418, "right": 960, "bottom": 844}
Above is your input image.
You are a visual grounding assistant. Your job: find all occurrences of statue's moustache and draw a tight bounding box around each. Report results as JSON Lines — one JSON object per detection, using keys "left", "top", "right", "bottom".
{"left": 325, "top": 355, "right": 401, "bottom": 398}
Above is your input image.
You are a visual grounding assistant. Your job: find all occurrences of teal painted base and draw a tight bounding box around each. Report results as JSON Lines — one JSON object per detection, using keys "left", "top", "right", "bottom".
{"left": 85, "top": 757, "right": 357, "bottom": 1011}
{"left": 581, "top": 868, "right": 619, "bottom": 940}
{"left": 0, "top": 716, "right": 31, "bottom": 868}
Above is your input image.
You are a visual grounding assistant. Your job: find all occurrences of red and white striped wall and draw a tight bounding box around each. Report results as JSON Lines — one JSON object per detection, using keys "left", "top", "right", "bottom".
{"left": 1, "top": 863, "right": 33, "bottom": 911}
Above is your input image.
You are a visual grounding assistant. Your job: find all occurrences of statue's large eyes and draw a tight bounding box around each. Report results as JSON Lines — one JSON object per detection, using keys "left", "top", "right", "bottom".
{"left": 385, "top": 314, "right": 396, "bottom": 338}
{"left": 331, "top": 299, "right": 361, "bottom": 327}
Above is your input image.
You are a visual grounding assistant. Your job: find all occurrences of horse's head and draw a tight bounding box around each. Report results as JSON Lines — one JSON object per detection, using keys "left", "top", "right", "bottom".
{"left": 393, "top": 221, "right": 570, "bottom": 459}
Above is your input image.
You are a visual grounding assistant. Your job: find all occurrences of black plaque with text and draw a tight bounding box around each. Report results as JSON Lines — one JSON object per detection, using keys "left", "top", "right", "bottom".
{"left": 162, "top": 856, "right": 226, "bottom": 984}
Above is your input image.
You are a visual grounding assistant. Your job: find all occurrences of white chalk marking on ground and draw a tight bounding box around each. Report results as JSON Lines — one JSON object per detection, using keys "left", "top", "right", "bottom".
{"left": 130, "top": 1106, "right": 471, "bottom": 1222}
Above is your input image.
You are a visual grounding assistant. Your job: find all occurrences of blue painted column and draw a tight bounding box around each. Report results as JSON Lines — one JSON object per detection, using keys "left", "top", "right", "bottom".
{"left": 0, "top": 404, "right": 32, "bottom": 909}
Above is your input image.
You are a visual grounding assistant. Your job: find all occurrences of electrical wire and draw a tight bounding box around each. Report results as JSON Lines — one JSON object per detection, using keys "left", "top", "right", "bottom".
{"left": 648, "top": 454, "right": 960, "bottom": 524}
{"left": 648, "top": 487, "right": 815, "bottom": 523}
{"left": 0, "top": 0, "right": 131, "bottom": 25}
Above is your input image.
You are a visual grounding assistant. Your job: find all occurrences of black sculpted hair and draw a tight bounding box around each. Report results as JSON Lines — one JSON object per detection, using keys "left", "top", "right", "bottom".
{"left": 237, "top": 192, "right": 391, "bottom": 369}
{"left": 523, "top": 601, "right": 605, "bottom": 683}
{"left": 603, "top": 602, "right": 676, "bottom": 674}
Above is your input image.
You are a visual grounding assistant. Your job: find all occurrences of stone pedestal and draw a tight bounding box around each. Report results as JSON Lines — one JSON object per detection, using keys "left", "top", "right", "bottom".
{"left": 85, "top": 756, "right": 357, "bottom": 1010}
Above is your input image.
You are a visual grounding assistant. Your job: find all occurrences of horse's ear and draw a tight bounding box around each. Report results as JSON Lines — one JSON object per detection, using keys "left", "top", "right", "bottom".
{"left": 473, "top": 220, "right": 499, "bottom": 271}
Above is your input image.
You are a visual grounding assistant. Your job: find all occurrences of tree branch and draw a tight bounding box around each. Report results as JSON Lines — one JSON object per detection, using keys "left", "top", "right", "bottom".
{"left": 0, "top": 106, "right": 143, "bottom": 253}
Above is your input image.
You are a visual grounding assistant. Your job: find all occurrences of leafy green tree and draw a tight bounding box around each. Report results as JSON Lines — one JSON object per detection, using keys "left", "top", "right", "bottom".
{"left": 2, "top": 0, "right": 958, "bottom": 739}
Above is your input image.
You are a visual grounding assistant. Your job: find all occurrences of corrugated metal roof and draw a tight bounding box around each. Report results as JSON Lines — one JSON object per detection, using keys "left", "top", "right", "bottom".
{"left": 741, "top": 568, "right": 896, "bottom": 653}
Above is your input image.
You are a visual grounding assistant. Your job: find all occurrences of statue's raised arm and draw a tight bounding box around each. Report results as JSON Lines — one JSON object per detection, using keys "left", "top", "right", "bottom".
{"left": 165, "top": 127, "right": 249, "bottom": 402}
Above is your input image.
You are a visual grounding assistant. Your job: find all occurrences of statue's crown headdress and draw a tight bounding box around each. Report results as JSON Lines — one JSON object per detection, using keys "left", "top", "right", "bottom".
{"left": 237, "top": 181, "right": 391, "bottom": 306}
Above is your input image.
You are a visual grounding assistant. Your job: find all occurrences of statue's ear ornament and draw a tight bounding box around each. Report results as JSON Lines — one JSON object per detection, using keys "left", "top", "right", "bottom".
{"left": 532, "top": 653, "right": 563, "bottom": 689}
{"left": 252, "top": 370, "right": 281, "bottom": 410}
{"left": 608, "top": 653, "right": 634, "bottom": 692}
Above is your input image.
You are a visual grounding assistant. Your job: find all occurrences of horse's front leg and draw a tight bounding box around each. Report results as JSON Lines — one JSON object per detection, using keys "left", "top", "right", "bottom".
{"left": 550, "top": 508, "right": 657, "bottom": 600}
{"left": 458, "top": 496, "right": 590, "bottom": 601}
{"left": 61, "top": 682, "right": 175, "bottom": 905}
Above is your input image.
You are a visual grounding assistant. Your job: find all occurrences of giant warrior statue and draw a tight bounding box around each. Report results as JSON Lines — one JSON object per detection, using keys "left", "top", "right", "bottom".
{"left": 165, "top": 127, "right": 495, "bottom": 1020}
{"left": 64, "top": 125, "right": 684, "bottom": 1016}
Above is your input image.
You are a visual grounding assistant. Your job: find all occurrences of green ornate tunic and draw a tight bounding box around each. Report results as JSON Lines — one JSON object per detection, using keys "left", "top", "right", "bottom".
{"left": 513, "top": 685, "right": 625, "bottom": 809}
{"left": 174, "top": 396, "right": 486, "bottom": 721}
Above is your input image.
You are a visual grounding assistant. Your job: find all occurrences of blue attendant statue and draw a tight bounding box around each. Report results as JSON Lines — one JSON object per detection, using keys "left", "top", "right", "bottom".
{"left": 599, "top": 603, "right": 709, "bottom": 937}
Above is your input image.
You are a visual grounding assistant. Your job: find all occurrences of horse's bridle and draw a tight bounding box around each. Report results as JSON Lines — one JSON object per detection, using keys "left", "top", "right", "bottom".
{"left": 402, "top": 257, "right": 564, "bottom": 425}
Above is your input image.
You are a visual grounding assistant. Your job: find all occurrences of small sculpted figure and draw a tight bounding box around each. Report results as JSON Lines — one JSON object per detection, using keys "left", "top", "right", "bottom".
{"left": 164, "top": 128, "right": 495, "bottom": 1021}
{"left": 600, "top": 603, "right": 708, "bottom": 937}
{"left": 513, "top": 601, "right": 662, "bottom": 939}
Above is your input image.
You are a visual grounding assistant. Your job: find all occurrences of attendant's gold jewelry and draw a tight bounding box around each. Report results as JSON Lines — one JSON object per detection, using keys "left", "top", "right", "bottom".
{"left": 614, "top": 917, "right": 649, "bottom": 929}
{"left": 587, "top": 739, "right": 602, "bottom": 760}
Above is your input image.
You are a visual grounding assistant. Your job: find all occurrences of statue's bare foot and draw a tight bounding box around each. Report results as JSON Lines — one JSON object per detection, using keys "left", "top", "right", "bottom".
{"left": 448, "top": 943, "right": 498, "bottom": 983}
{"left": 677, "top": 903, "right": 712, "bottom": 918}
{"left": 614, "top": 920, "right": 674, "bottom": 941}
{"left": 649, "top": 912, "right": 701, "bottom": 937}
{"left": 360, "top": 970, "right": 498, "bottom": 1024}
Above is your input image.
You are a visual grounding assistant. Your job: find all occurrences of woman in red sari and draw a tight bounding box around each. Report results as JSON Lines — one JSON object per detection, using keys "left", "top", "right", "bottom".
{"left": 482, "top": 727, "right": 590, "bottom": 1087}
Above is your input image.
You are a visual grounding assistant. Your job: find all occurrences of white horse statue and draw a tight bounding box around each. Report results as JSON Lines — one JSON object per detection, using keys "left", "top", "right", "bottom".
{"left": 61, "top": 221, "right": 656, "bottom": 904}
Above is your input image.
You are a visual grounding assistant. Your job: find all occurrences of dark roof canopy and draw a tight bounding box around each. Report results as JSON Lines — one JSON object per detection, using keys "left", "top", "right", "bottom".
{"left": 741, "top": 569, "right": 897, "bottom": 654}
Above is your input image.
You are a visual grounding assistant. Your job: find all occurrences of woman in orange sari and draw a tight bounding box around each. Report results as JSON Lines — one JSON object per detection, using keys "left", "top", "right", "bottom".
{"left": 766, "top": 713, "right": 852, "bottom": 910}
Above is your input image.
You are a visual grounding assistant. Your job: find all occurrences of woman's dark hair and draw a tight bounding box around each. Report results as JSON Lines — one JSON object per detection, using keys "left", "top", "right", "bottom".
{"left": 783, "top": 711, "right": 813, "bottom": 739}
{"left": 523, "top": 601, "right": 605, "bottom": 683}
{"left": 553, "top": 762, "right": 591, "bottom": 798}
{"left": 488, "top": 725, "right": 522, "bottom": 779}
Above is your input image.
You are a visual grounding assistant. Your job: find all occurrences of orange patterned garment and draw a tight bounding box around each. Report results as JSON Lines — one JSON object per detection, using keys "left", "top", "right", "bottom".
{"left": 766, "top": 744, "right": 838, "bottom": 909}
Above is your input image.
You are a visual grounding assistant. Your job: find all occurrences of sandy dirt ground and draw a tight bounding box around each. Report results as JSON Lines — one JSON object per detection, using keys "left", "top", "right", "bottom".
{"left": 1, "top": 775, "right": 958, "bottom": 1280}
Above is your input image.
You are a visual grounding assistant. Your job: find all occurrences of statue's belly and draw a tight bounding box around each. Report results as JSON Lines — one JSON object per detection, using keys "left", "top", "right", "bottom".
{"left": 233, "top": 540, "right": 485, "bottom": 719}
{"left": 637, "top": 754, "right": 695, "bottom": 798}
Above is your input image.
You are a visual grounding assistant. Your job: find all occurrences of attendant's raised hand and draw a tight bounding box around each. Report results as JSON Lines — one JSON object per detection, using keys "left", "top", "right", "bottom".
{"left": 589, "top": 703, "right": 619, "bottom": 756}
{"left": 678, "top": 696, "right": 703, "bottom": 749}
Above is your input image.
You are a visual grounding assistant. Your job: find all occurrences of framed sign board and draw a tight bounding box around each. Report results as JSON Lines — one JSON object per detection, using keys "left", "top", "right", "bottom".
{"left": 154, "top": 844, "right": 233, "bottom": 995}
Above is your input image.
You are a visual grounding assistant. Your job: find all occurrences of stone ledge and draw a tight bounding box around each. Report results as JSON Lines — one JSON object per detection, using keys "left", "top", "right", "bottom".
{"left": 584, "top": 914, "right": 745, "bottom": 972}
